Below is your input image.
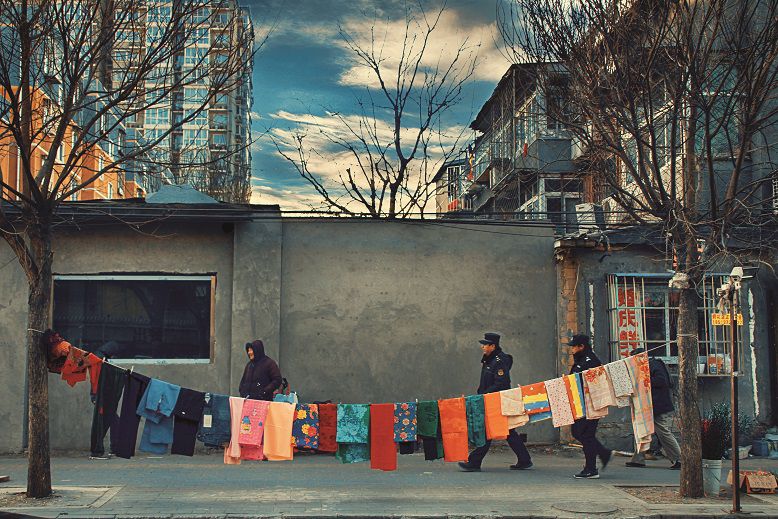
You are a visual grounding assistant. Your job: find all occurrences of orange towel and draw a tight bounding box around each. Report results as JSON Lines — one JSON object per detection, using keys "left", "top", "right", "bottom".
{"left": 483, "top": 392, "right": 509, "bottom": 440}
{"left": 437, "top": 397, "right": 469, "bottom": 462}
{"left": 264, "top": 401, "right": 296, "bottom": 461}
{"left": 370, "top": 403, "right": 397, "bottom": 471}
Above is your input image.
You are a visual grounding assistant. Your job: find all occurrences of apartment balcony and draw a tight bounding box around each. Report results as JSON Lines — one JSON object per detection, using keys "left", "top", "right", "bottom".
{"left": 470, "top": 184, "right": 494, "bottom": 213}
{"left": 514, "top": 134, "right": 573, "bottom": 173}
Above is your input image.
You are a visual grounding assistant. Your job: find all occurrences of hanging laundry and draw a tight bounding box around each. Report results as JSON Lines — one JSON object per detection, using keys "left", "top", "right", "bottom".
{"left": 90, "top": 363, "right": 126, "bottom": 458}
{"left": 582, "top": 374, "right": 609, "bottom": 420}
{"left": 464, "top": 394, "right": 486, "bottom": 448}
{"left": 335, "top": 404, "right": 369, "bottom": 463}
{"left": 224, "top": 397, "right": 245, "bottom": 465}
{"left": 171, "top": 388, "right": 205, "bottom": 457}
{"left": 137, "top": 379, "right": 181, "bottom": 455}
{"left": 336, "top": 404, "right": 370, "bottom": 444}
{"left": 483, "top": 392, "right": 508, "bottom": 440}
{"left": 61, "top": 347, "right": 102, "bottom": 394}
{"left": 393, "top": 402, "right": 417, "bottom": 443}
{"left": 370, "top": 403, "right": 397, "bottom": 471}
{"left": 563, "top": 373, "right": 586, "bottom": 420}
{"left": 499, "top": 387, "right": 528, "bottom": 429}
{"left": 316, "top": 403, "right": 338, "bottom": 453}
{"left": 417, "top": 400, "right": 444, "bottom": 461}
{"left": 605, "top": 359, "right": 632, "bottom": 407}
{"left": 237, "top": 399, "right": 270, "bottom": 461}
{"left": 437, "top": 397, "right": 469, "bottom": 463}
{"left": 521, "top": 381, "right": 552, "bottom": 422}
{"left": 114, "top": 372, "right": 150, "bottom": 459}
{"left": 399, "top": 442, "right": 415, "bottom": 455}
{"left": 336, "top": 443, "right": 370, "bottom": 464}
{"left": 625, "top": 352, "right": 654, "bottom": 453}
{"left": 197, "top": 393, "right": 232, "bottom": 448}
{"left": 545, "top": 378, "right": 575, "bottom": 428}
{"left": 292, "top": 403, "right": 319, "bottom": 450}
{"left": 264, "top": 401, "right": 296, "bottom": 461}
{"left": 582, "top": 365, "right": 616, "bottom": 411}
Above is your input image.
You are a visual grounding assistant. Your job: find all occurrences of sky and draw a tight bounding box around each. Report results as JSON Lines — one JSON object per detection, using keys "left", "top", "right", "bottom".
{"left": 240, "top": 0, "right": 513, "bottom": 212}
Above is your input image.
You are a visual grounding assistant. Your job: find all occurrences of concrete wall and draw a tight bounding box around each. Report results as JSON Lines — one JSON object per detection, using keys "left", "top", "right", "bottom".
{"left": 0, "top": 217, "right": 559, "bottom": 452}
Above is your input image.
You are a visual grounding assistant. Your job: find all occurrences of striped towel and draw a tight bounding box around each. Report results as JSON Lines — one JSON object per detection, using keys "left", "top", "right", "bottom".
{"left": 522, "top": 381, "right": 552, "bottom": 423}
{"left": 564, "top": 373, "right": 586, "bottom": 420}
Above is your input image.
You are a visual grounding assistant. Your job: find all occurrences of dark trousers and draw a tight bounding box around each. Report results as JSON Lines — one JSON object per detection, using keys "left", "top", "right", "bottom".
{"left": 467, "top": 428, "right": 531, "bottom": 467}
{"left": 571, "top": 418, "right": 609, "bottom": 472}
{"left": 90, "top": 364, "right": 126, "bottom": 456}
{"left": 114, "top": 372, "right": 150, "bottom": 459}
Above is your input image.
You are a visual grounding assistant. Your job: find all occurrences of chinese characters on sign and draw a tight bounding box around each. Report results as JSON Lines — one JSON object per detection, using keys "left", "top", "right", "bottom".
{"left": 711, "top": 313, "right": 744, "bottom": 326}
{"left": 616, "top": 287, "right": 645, "bottom": 358}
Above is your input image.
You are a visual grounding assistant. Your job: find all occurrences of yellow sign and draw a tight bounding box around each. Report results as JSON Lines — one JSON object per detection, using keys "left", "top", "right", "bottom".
{"left": 711, "top": 313, "right": 744, "bottom": 326}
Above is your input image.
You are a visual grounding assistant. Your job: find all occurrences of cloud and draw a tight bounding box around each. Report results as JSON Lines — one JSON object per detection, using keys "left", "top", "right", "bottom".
{"left": 249, "top": 180, "right": 326, "bottom": 213}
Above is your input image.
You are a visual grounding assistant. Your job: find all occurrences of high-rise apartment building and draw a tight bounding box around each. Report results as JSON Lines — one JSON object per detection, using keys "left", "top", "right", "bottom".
{"left": 109, "top": 0, "right": 254, "bottom": 202}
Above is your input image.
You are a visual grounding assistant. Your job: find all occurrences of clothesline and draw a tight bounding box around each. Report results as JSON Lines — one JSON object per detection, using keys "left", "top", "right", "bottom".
{"left": 58, "top": 340, "right": 658, "bottom": 471}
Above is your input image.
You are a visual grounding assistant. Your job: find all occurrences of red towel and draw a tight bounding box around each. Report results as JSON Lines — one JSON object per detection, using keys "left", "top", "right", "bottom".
{"left": 317, "top": 403, "right": 338, "bottom": 453}
{"left": 437, "top": 397, "right": 469, "bottom": 462}
{"left": 370, "top": 403, "right": 397, "bottom": 471}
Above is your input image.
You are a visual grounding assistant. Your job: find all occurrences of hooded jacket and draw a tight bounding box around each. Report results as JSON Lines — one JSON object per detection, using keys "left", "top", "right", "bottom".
{"left": 477, "top": 346, "right": 513, "bottom": 394}
{"left": 238, "top": 340, "right": 283, "bottom": 401}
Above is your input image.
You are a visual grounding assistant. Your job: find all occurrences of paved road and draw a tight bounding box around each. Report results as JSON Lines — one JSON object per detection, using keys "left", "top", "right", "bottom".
{"left": 1, "top": 447, "right": 777, "bottom": 518}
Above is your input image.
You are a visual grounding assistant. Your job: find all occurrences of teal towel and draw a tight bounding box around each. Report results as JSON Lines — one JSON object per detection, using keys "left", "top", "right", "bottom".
{"left": 465, "top": 394, "right": 487, "bottom": 448}
{"left": 336, "top": 404, "right": 370, "bottom": 444}
{"left": 336, "top": 443, "right": 370, "bottom": 463}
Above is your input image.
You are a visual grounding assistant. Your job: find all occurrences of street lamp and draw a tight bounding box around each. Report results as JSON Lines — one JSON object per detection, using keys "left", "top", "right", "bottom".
{"left": 717, "top": 265, "right": 757, "bottom": 513}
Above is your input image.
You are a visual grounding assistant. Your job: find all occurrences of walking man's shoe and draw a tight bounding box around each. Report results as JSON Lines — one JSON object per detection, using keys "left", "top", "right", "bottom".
{"left": 457, "top": 461, "right": 481, "bottom": 472}
{"left": 669, "top": 461, "right": 681, "bottom": 470}
{"left": 573, "top": 469, "right": 600, "bottom": 479}
{"left": 89, "top": 455, "right": 109, "bottom": 460}
{"left": 626, "top": 461, "right": 646, "bottom": 468}
{"left": 509, "top": 462, "right": 533, "bottom": 470}
{"left": 600, "top": 450, "right": 612, "bottom": 470}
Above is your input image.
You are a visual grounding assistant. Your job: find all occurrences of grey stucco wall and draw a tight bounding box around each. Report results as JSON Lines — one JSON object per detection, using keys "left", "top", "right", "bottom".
{"left": 278, "top": 220, "right": 558, "bottom": 442}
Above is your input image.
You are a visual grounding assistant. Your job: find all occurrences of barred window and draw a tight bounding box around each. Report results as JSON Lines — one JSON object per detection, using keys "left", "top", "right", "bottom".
{"left": 607, "top": 274, "right": 740, "bottom": 376}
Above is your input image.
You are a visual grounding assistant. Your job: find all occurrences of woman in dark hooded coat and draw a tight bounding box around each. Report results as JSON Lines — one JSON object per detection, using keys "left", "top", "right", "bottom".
{"left": 238, "top": 340, "right": 283, "bottom": 400}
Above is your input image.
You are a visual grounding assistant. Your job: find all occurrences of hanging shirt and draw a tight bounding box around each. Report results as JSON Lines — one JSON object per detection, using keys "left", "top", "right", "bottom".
{"left": 563, "top": 373, "right": 587, "bottom": 420}
{"left": 437, "top": 397, "right": 469, "bottom": 463}
{"left": 499, "top": 387, "right": 529, "bottom": 429}
{"left": 605, "top": 359, "right": 633, "bottom": 407}
{"left": 544, "top": 377, "right": 575, "bottom": 428}
{"left": 625, "top": 352, "right": 655, "bottom": 453}
{"left": 264, "top": 401, "right": 296, "bottom": 461}
{"left": 61, "top": 347, "right": 102, "bottom": 394}
{"left": 483, "top": 391, "right": 509, "bottom": 440}
{"left": 370, "top": 403, "right": 397, "bottom": 471}
{"left": 521, "top": 381, "right": 552, "bottom": 422}
{"left": 316, "top": 403, "right": 338, "bottom": 453}
{"left": 393, "top": 402, "right": 417, "bottom": 443}
{"left": 137, "top": 379, "right": 181, "bottom": 454}
{"left": 464, "top": 394, "right": 487, "bottom": 448}
{"left": 292, "top": 404, "right": 319, "bottom": 450}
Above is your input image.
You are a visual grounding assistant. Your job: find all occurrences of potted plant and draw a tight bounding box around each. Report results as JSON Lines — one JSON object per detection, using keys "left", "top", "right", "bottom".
{"left": 700, "top": 404, "right": 730, "bottom": 496}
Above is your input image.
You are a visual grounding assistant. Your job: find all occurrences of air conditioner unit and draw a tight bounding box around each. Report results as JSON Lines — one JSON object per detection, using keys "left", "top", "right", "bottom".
{"left": 575, "top": 202, "right": 606, "bottom": 234}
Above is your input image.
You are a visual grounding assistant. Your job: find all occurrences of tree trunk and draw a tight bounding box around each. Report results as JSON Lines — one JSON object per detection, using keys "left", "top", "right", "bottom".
{"left": 25, "top": 224, "right": 53, "bottom": 498}
{"left": 678, "top": 284, "right": 703, "bottom": 497}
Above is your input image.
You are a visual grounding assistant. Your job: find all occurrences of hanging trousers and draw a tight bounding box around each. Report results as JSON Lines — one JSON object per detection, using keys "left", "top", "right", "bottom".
{"left": 113, "top": 372, "right": 150, "bottom": 459}
{"left": 571, "top": 418, "right": 610, "bottom": 472}
{"left": 90, "top": 363, "right": 126, "bottom": 456}
{"left": 467, "top": 428, "right": 531, "bottom": 467}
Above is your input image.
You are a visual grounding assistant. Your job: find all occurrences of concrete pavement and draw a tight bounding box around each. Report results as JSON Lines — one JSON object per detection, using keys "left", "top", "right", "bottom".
{"left": 1, "top": 447, "right": 777, "bottom": 518}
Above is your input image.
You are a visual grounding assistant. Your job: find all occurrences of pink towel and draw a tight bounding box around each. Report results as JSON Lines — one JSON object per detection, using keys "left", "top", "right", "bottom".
{"left": 224, "top": 397, "right": 245, "bottom": 465}
{"left": 544, "top": 378, "right": 575, "bottom": 428}
{"left": 238, "top": 399, "right": 270, "bottom": 461}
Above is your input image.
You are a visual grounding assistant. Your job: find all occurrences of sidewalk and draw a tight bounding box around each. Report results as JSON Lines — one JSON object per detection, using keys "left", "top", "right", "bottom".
{"left": 1, "top": 447, "right": 777, "bottom": 518}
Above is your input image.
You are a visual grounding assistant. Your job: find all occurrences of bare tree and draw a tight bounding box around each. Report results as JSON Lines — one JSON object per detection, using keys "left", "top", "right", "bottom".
{"left": 499, "top": 0, "right": 778, "bottom": 496}
{"left": 272, "top": 1, "right": 476, "bottom": 218}
{"left": 0, "top": 0, "right": 255, "bottom": 497}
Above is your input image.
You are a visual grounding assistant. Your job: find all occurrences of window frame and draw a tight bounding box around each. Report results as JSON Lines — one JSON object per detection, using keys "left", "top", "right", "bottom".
{"left": 52, "top": 273, "right": 216, "bottom": 365}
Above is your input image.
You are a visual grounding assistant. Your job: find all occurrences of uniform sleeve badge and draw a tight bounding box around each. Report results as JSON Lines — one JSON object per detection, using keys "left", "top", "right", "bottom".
{"left": 497, "top": 369, "right": 504, "bottom": 376}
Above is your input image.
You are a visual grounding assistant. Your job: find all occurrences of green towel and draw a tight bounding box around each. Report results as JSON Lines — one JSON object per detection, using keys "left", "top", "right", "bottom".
{"left": 465, "top": 394, "right": 487, "bottom": 448}
{"left": 417, "top": 400, "right": 439, "bottom": 437}
{"left": 336, "top": 443, "right": 370, "bottom": 464}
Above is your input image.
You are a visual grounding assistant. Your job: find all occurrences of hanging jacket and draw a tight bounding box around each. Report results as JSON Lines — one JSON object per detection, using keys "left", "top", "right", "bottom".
{"left": 477, "top": 346, "right": 513, "bottom": 394}
{"left": 649, "top": 357, "right": 674, "bottom": 416}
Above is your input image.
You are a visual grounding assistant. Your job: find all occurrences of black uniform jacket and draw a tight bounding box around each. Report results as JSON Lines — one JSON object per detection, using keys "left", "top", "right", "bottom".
{"left": 477, "top": 347, "right": 513, "bottom": 394}
{"left": 570, "top": 347, "right": 603, "bottom": 375}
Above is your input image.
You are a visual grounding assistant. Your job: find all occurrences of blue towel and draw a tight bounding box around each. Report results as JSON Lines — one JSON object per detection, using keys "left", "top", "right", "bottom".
{"left": 137, "top": 379, "right": 181, "bottom": 454}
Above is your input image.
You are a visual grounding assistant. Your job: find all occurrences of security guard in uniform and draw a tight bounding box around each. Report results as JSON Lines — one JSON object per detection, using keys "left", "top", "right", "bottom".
{"left": 458, "top": 332, "right": 533, "bottom": 472}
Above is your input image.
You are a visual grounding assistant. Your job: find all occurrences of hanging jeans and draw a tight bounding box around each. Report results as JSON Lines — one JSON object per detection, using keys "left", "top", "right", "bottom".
{"left": 467, "top": 428, "right": 531, "bottom": 468}
{"left": 114, "top": 372, "right": 150, "bottom": 459}
{"left": 571, "top": 418, "right": 610, "bottom": 472}
{"left": 90, "top": 363, "right": 126, "bottom": 457}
